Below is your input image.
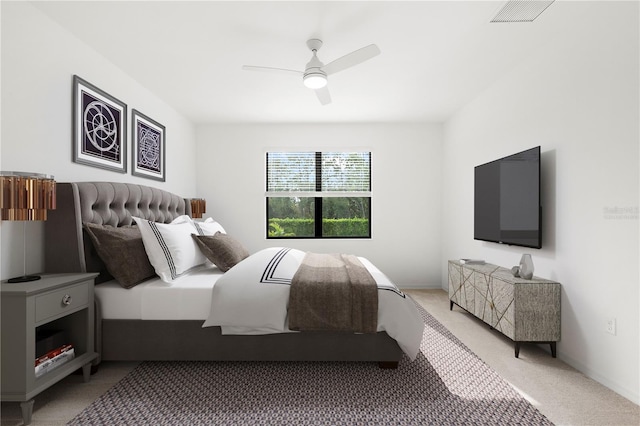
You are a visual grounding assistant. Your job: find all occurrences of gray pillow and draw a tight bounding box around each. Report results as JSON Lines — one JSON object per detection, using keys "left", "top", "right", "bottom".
{"left": 191, "top": 232, "right": 249, "bottom": 272}
{"left": 83, "top": 223, "right": 156, "bottom": 289}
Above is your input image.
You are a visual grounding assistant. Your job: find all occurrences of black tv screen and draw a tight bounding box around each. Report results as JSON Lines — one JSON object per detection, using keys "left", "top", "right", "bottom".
{"left": 474, "top": 146, "right": 541, "bottom": 249}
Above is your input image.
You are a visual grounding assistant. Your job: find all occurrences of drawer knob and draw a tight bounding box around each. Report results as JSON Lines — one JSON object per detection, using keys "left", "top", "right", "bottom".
{"left": 62, "top": 294, "right": 72, "bottom": 306}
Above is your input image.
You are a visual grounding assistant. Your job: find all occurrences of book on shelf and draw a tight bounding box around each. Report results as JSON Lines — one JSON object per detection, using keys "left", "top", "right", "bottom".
{"left": 460, "top": 259, "right": 486, "bottom": 265}
{"left": 35, "top": 344, "right": 75, "bottom": 378}
{"left": 35, "top": 343, "right": 73, "bottom": 366}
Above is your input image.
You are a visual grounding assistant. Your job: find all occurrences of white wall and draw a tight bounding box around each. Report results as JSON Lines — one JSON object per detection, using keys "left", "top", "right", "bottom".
{"left": 2, "top": 0, "right": 637, "bottom": 407}
{"left": 195, "top": 123, "right": 442, "bottom": 287}
{"left": 441, "top": 2, "right": 639, "bottom": 403}
{"left": 0, "top": 2, "right": 198, "bottom": 280}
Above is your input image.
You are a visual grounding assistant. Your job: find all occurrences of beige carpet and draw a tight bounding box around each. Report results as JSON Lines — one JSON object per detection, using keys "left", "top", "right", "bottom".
{"left": 1, "top": 289, "right": 638, "bottom": 425}
{"left": 409, "top": 289, "right": 639, "bottom": 426}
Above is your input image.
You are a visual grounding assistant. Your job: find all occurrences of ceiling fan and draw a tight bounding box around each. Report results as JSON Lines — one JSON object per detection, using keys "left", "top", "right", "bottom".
{"left": 242, "top": 39, "right": 381, "bottom": 105}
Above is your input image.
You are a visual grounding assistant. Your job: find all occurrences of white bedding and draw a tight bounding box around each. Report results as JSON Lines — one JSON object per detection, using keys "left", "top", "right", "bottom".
{"left": 203, "top": 247, "right": 425, "bottom": 360}
{"left": 94, "top": 264, "right": 223, "bottom": 320}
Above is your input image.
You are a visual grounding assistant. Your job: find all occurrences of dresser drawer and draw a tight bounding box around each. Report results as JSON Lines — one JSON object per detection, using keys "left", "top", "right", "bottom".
{"left": 491, "top": 276, "right": 515, "bottom": 339}
{"left": 35, "top": 282, "right": 89, "bottom": 323}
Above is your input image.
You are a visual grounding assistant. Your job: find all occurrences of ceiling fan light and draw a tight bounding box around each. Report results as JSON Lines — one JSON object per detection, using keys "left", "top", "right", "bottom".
{"left": 303, "top": 73, "right": 327, "bottom": 89}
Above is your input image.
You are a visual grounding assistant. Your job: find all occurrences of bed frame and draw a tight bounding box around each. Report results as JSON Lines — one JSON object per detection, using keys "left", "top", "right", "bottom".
{"left": 45, "top": 182, "right": 402, "bottom": 367}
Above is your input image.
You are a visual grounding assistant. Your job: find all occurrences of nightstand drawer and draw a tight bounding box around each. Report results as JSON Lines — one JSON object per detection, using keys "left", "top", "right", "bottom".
{"left": 35, "top": 283, "right": 89, "bottom": 323}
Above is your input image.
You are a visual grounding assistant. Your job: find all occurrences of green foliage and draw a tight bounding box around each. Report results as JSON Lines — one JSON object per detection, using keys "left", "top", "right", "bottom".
{"left": 267, "top": 221, "right": 297, "bottom": 237}
{"left": 267, "top": 197, "right": 315, "bottom": 220}
{"left": 268, "top": 218, "right": 369, "bottom": 238}
{"left": 322, "top": 218, "right": 369, "bottom": 237}
{"left": 268, "top": 218, "right": 314, "bottom": 237}
{"left": 322, "top": 197, "right": 370, "bottom": 220}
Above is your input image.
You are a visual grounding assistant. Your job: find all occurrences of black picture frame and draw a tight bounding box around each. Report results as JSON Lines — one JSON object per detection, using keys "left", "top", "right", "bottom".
{"left": 72, "top": 75, "right": 127, "bottom": 173}
{"left": 131, "top": 109, "right": 166, "bottom": 182}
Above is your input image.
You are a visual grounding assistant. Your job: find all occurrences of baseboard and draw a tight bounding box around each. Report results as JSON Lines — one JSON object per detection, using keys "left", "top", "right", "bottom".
{"left": 558, "top": 351, "right": 639, "bottom": 405}
{"left": 399, "top": 283, "right": 443, "bottom": 290}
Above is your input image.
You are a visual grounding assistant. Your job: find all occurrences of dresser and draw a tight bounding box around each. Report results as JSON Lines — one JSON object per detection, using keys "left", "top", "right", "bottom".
{"left": 1, "top": 273, "right": 99, "bottom": 425}
{"left": 448, "top": 260, "right": 560, "bottom": 358}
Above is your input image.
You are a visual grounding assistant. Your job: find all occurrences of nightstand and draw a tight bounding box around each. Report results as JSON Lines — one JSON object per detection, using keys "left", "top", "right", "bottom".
{"left": 1, "top": 273, "right": 99, "bottom": 425}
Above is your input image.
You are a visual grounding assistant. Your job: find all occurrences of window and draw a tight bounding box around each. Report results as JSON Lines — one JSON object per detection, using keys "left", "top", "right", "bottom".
{"left": 266, "top": 151, "right": 371, "bottom": 238}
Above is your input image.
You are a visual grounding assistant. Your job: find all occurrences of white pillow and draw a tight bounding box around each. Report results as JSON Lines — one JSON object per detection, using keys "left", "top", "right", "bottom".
{"left": 133, "top": 215, "right": 206, "bottom": 283}
{"left": 171, "top": 215, "right": 193, "bottom": 225}
{"left": 192, "top": 217, "right": 226, "bottom": 236}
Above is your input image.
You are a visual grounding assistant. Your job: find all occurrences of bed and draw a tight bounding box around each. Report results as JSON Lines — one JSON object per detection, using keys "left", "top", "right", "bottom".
{"left": 44, "top": 182, "right": 423, "bottom": 368}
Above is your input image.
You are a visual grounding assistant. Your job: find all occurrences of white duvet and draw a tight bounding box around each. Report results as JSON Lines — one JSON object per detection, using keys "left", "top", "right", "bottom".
{"left": 203, "top": 247, "right": 425, "bottom": 360}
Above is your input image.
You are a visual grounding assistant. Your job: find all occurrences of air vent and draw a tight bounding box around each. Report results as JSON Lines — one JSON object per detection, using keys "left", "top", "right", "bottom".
{"left": 491, "top": 0, "right": 555, "bottom": 23}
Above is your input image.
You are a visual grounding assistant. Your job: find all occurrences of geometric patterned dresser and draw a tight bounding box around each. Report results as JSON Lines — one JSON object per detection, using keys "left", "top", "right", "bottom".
{"left": 448, "top": 260, "right": 561, "bottom": 358}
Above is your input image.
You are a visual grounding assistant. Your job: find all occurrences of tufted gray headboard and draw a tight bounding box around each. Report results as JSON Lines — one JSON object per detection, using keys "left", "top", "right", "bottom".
{"left": 45, "top": 182, "right": 191, "bottom": 283}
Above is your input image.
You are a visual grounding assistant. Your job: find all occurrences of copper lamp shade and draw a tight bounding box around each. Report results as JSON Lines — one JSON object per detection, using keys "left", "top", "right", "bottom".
{"left": 190, "top": 198, "right": 206, "bottom": 219}
{"left": 0, "top": 172, "right": 56, "bottom": 283}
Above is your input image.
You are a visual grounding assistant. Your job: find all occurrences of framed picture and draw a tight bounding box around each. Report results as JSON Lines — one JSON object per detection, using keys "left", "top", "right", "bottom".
{"left": 73, "top": 75, "right": 127, "bottom": 173}
{"left": 132, "top": 109, "right": 166, "bottom": 182}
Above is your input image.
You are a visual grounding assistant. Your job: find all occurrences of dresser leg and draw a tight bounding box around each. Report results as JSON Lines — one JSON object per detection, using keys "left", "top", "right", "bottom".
{"left": 514, "top": 342, "right": 520, "bottom": 358}
{"left": 20, "top": 399, "right": 34, "bottom": 425}
{"left": 550, "top": 342, "right": 557, "bottom": 358}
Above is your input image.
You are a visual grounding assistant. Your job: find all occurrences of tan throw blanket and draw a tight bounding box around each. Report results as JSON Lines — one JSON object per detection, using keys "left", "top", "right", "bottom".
{"left": 288, "top": 252, "right": 378, "bottom": 333}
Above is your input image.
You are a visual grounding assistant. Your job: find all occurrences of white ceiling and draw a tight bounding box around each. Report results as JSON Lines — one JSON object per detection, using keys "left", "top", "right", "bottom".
{"left": 32, "top": 1, "right": 592, "bottom": 124}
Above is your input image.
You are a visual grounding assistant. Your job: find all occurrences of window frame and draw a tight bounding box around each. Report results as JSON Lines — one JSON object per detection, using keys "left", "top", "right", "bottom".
{"left": 265, "top": 151, "right": 372, "bottom": 239}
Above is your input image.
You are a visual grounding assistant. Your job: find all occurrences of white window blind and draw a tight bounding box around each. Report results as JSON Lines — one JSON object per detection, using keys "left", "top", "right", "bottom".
{"left": 266, "top": 151, "right": 371, "bottom": 196}
{"left": 321, "top": 152, "right": 370, "bottom": 192}
{"left": 266, "top": 152, "right": 315, "bottom": 192}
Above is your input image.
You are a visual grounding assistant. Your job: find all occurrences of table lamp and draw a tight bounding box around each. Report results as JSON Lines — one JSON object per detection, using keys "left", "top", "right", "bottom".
{"left": 190, "top": 198, "right": 206, "bottom": 219}
{"left": 0, "top": 172, "right": 56, "bottom": 283}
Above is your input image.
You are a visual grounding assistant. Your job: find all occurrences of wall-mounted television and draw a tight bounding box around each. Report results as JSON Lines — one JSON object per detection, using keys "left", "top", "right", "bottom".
{"left": 474, "top": 146, "right": 541, "bottom": 249}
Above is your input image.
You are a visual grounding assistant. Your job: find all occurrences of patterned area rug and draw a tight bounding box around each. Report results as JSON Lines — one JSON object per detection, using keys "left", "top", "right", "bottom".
{"left": 68, "top": 302, "right": 552, "bottom": 425}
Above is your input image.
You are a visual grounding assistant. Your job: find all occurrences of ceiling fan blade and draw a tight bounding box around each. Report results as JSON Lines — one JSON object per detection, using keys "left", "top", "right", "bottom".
{"left": 321, "top": 44, "right": 381, "bottom": 76}
{"left": 315, "top": 86, "right": 332, "bottom": 105}
{"left": 242, "top": 65, "right": 303, "bottom": 76}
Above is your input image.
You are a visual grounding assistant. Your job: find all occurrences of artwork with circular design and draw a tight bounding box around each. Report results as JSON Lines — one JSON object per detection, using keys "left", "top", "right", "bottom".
{"left": 82, "top": 98, "right": 120, "bottom": 160}
{"left": 73, "top": 75, "right": 127, "bottom": 173}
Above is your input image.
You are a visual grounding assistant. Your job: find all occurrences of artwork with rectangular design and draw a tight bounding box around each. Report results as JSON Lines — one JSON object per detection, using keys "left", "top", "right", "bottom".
{"left": 132, "top": 109, "right": 165, "bottom": 182}
{"left": 73, "top": 75, "right": 127, "bottom": 173}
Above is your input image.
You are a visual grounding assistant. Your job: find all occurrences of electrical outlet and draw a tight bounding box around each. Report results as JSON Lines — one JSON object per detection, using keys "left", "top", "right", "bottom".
{"left": 606, "top": 318, "right": 616, "bottom": 335}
